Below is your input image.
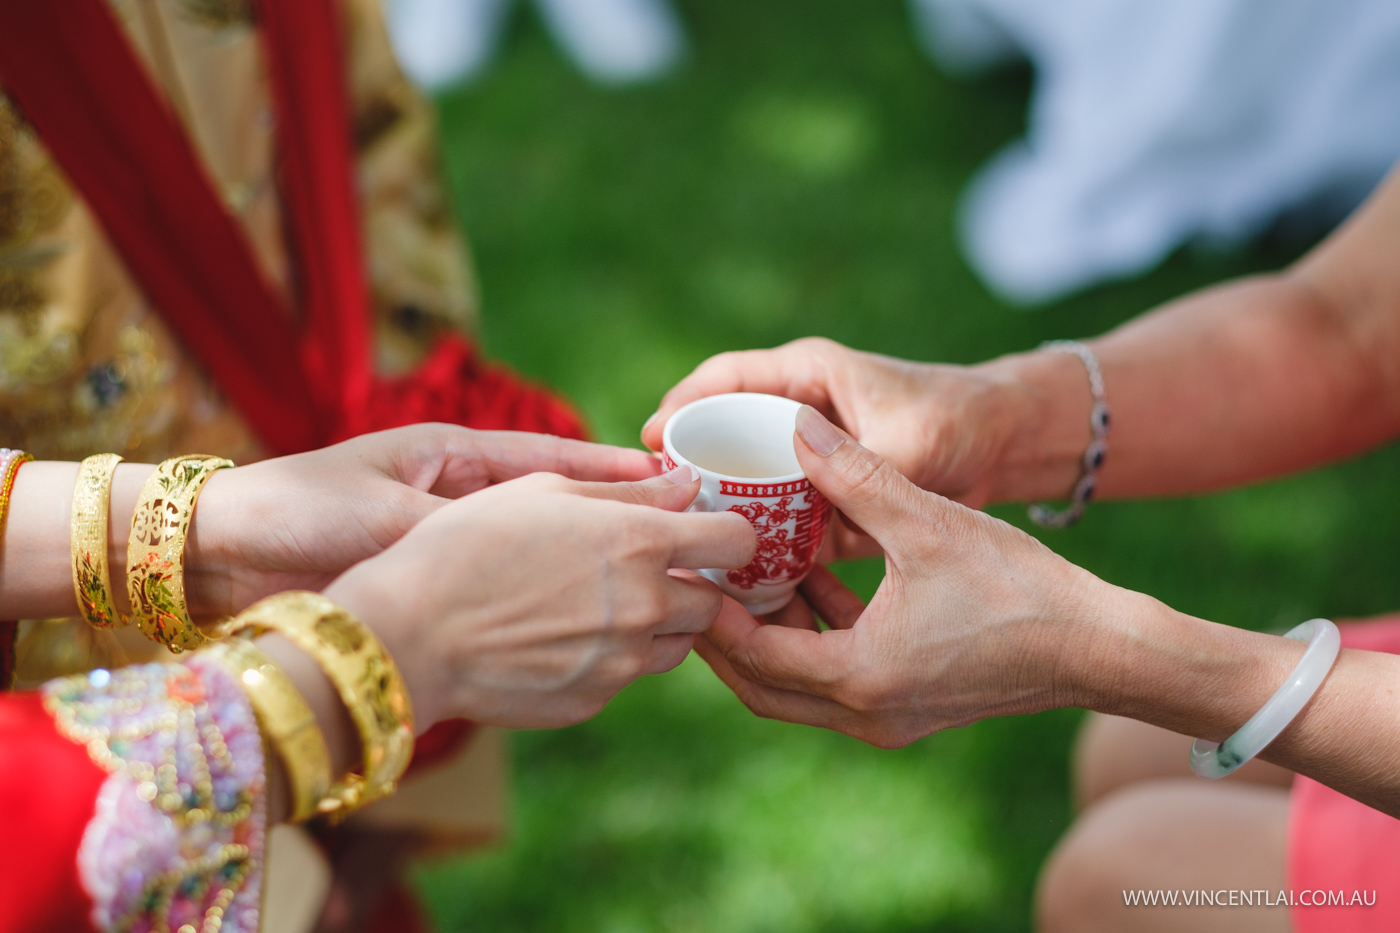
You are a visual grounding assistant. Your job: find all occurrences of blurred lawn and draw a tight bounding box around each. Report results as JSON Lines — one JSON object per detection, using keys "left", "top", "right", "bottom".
{"left": 416, "top": 1, "right": 1400, "bottom": 931}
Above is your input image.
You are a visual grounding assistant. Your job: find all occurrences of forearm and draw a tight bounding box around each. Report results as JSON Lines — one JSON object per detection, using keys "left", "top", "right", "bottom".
{"left": 982, "top": 272, "right": 1400, "bottom": 503}
{"left": 1074, "top": 587, "right": 1400, "bottom": 816}
{"left": 980, "top": 167, "right": 1400, "bottom": 505}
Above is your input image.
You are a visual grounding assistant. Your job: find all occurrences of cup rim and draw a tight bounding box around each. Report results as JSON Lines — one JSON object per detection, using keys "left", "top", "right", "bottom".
{"left": 661, "top": 392, "right": 808, "bottom": 484}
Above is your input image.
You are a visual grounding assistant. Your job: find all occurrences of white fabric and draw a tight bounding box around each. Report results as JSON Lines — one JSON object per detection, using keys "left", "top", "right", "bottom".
{"left": 385, "top": 0, "right": 511, "bottom": 89}
{"left": 537, "top": 0, "right": 684, "bottom": 84}
{"left": 385, "top": 0, "right": 684, "bottom": 89}
{"left": 910, "top": 0, "right": 1400, "bottom": 304}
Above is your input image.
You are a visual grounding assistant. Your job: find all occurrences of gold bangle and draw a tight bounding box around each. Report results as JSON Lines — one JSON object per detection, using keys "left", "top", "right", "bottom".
{"left": 227, "top": 591, "right": 414, "bottom": 821}
{"left": 0, "top": 447, "right": 32, "bottom": 532}
{"left": 126, "top": 454, "right": 234, "bottom": 653}
{"left": 0, "top": 448, "right": 31, "bottom": 693}
{"left": 71, "top": 453, "right": 126, "bottom": 630}
{"left": 205, "top": 637, "right": 334, "bottom": 823}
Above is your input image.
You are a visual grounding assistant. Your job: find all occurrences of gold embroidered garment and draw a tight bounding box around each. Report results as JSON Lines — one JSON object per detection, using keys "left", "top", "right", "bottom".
{"left": 0, "top": 0, "right": 479, "bottom": 465}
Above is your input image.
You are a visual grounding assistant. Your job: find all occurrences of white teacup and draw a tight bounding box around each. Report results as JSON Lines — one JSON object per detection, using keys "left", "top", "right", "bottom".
{"left": 661, "top": 392, "right": 833, "bottom": 615}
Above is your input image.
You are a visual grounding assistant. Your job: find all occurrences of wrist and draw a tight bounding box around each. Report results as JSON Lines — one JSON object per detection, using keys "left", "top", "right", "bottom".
{"left": 252, "top": 631, "right": 361, "bottom": 824}
{"left": 323, "top": 563, "right": 444, "bottom": 731}
{"left": 976, "top": 350, "right": 1098, "bottom": 505}
{"left": 1067, "top": 584, "right": 1306, "bottom": 740}
{"left": 182, "top": 468, "right": 236, "bottom": 618}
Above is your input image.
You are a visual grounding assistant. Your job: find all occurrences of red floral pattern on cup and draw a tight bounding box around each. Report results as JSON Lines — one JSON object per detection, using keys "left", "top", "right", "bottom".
{"left": 662, "top": 454, "right": 833, "bottom": 590}
{"left": 725, "top": 485, "right": 831, "bottom": 589}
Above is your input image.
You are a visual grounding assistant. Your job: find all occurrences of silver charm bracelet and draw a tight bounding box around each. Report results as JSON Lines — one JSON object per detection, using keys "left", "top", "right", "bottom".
{"left": 1028, "top": 340, "right": 1110, "bottom": 529}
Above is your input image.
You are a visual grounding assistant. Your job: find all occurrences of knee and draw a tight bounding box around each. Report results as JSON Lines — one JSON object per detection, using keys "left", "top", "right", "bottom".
{"left": 1035, "top": 784, "right": 1173, "bottom": 933}
{"left": 1073, "top": 713, "right": 1189, "bottom": 809}
{"left": 1036, "top": 805, "right": 1125, "bottom": 933}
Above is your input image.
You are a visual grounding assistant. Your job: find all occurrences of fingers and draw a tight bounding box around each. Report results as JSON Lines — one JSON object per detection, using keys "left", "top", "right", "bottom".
{"left": 559, "top": 470, "right": 758, "bottom": 568}
{"left": 654, "top": 570, "right": 725, "bottom": 635}
{"left": 444, "top": 430, "right": 662, "bottom": 496}
{"left": 797, "top": 566, "right": 866, "bottom": 630}
{"left": 565, "top": 464, "right": 705, "bottom": 511}
{"left": 640, "top": 340, "right": 841, "bottom": 451}
{"left": 792, "top": 406, "right": 942, "bottom": 549}
{"left": 705, "top": 596, "right": 853, "bottom": 695}
{"left": 694, "top": 634, "right": 858, "bottom": 730}
{"left": 764, "top": 591, "right": 821, "bottom": 631}
{"left": 658, "top": 509, "right": 757, "bottom": 570}
{"left": 643, "top": 633, "right": 696, "bottom": 675}
{"left": 493, "top": 434, "right": 661, "bottom": 484}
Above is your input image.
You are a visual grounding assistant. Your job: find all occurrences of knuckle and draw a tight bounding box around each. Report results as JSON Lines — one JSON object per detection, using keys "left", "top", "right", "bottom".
{"left": 839, "top": 446, "right": 892, "bottom": 506}
{"left": 613, "top": 520, "right": 663, "bottom": 561}
{"left": 617, "top": 651, "right": 650, "bottom": 683}
{"left": 629, "top": 588, "right": 668, "bottom": 629}
{"left": 690, "top": 351, "right": 747, "bottom": 384}
{"left": 833, "top": 670, "right": 896, "bottom": 715}
{"left": 866, "top": 724, "right": 917, "bottom": 750}
{"left": 737, "top": 688, "right": 780, "bottom": 722}
{"left": 787, "top": 335, "right": 840, "bottom": 357}
{"left": 532, "top": 471, "right": 576, "bottom": 494}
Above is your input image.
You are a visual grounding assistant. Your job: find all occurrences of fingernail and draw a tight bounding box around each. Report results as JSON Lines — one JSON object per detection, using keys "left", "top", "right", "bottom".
{"left": 796, "top": 405, "right": 844, "bottom": 456}
{"left": 658, "top": 463, "right": 699, "bottom": 485}
{"left": 641, "top": 411, "right": 659, "bottom": 435}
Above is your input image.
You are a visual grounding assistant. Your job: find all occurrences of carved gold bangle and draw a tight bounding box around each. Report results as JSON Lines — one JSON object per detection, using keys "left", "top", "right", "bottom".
{"left": 226, "top": 591, "right": 415, "bottom": 821}
{"left": 205, "top": 637, "right": 334, "bottom": 823}
{"left": 126, "top": 454, "right": 234, "bottom": 653}
{"left": 71, "top": 453, "right": 126, "bottom": 629}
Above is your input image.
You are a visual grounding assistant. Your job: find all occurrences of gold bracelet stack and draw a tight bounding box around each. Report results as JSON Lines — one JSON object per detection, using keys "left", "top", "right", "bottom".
{"left": 227, "top": 591, "right": 415, "bottom": 821}
{"left": 205, "top": 637, "right": 334, "bottom": 823}
{"left": 126, "top": 454, "right": 234, "bottom": 652}
{"left": 71, "top": 453, "right": 126, "bottom": 629}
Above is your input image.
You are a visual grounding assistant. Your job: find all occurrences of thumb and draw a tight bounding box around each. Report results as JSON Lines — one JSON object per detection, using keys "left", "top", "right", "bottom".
{"left": 793, "top": 405, "right": 931, "bottom": 547}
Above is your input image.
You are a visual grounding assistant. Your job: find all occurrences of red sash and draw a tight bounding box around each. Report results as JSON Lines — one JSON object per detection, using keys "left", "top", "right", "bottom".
{"left": 0, "top": 0, "right": 582, "bottom": 715}
{"left": 0, "top": 0, "right": 583, "bottom": 454}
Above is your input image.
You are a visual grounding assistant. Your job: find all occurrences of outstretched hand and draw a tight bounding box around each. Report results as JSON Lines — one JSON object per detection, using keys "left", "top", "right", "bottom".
{"left": 188, "top": 423, "right": 662, "bottom": 617}
{"left": 695, "top": 406, "right": 1111, "bottom": 748}
{"left": 641, "top": 338, "right": 1024, "bottom": 519}
{"left": 325, "top": 466, "right": 756, "bottom": 729}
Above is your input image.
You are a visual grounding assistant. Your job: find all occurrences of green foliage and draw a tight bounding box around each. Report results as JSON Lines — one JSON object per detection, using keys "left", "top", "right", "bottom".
{"left": 417, "top": 0, "right": 1400, "bottom": 929}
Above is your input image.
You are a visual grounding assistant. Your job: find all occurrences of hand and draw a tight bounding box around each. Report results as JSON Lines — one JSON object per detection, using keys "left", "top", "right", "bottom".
{"left": 323, "top": 467, "right": 756, "bottom": 729}
{"left": 187, "top": 424, "right": 662, "bottom": 618}
{"left": 695, "top": 407, "right": 1114, "bottom": 749}
{"left": 642, "top": 338, "right": 1027, "bottom": 518}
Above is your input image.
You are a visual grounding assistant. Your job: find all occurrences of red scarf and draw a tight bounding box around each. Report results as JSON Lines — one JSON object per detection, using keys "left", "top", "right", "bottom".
{"left": 0, "top": 0, "right": 581, "bottom": 745}
{"left": 0, "top": 0, "right": 583, "bottom": 455}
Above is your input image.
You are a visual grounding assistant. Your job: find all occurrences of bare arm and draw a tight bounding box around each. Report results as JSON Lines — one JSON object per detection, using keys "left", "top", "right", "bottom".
{"left": 989, "top": 166, "right": 1400, "bottom": 501}
{"left": 645, "top": 164, "right": 1400, "bottom": 509}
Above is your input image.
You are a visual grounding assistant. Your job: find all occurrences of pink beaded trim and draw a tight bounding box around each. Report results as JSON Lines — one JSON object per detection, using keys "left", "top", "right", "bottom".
{"left": 44, "top": 657, "right": 268, "bottom": 933}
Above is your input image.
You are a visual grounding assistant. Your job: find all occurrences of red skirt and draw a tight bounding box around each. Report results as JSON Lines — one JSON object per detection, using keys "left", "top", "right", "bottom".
{"left": 1288, "top": 615, "right": 1400, "bottom": 932}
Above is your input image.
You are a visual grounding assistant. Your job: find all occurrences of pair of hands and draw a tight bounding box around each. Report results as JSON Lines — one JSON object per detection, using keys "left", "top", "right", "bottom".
{"left": 203, "top": 335, "right": 1097, "bottom": 746}
{"left": 191, "top": 423, "right": 754, "bottom": 731}
{"left": 642, "top": 339, "right": 1120, "bottom": 748}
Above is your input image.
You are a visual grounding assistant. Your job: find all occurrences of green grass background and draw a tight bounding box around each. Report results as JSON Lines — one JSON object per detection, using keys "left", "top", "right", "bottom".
{"left": 416, "top": 1, "right": 1400, "bottom": 930}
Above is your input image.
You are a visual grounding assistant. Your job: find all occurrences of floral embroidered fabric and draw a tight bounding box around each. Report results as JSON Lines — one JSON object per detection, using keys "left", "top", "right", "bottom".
{"left": 43, "top": 656, "right": 267, "bottom": 933}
